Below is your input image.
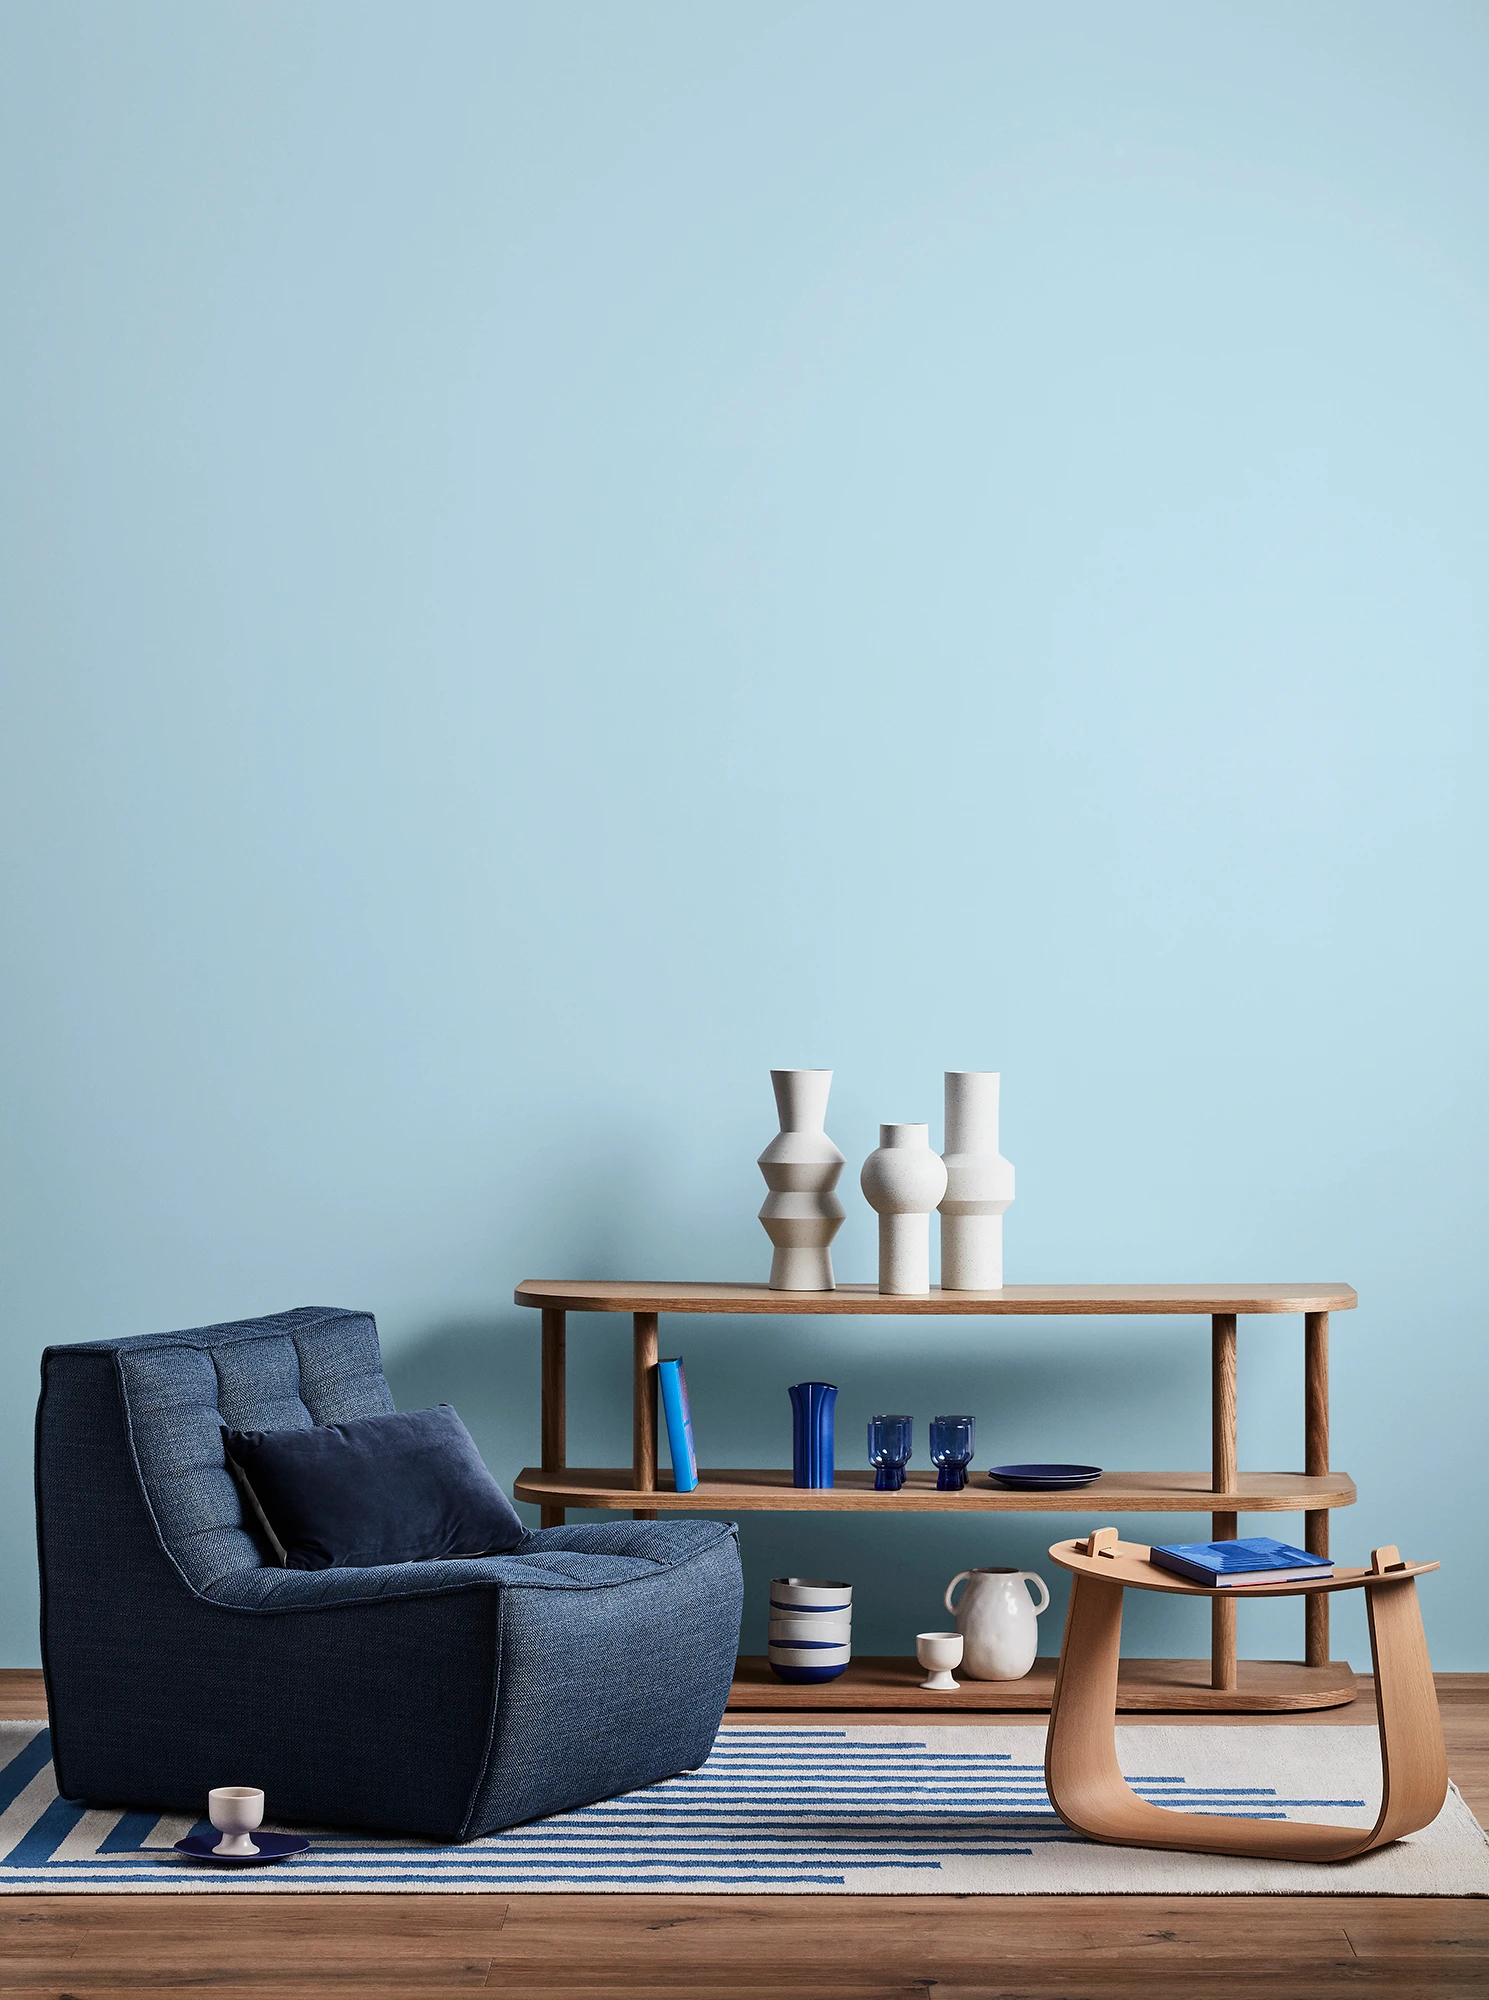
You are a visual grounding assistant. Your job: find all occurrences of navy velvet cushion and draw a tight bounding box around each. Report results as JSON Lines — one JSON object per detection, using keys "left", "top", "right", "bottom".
{"left": 222, "top": 1405, "right": 525, "bottom": 1570}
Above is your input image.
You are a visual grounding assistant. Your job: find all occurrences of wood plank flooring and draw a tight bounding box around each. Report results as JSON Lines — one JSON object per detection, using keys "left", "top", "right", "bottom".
{"left": 3, "top": 1669, "right": 1486, "bottom": 1998}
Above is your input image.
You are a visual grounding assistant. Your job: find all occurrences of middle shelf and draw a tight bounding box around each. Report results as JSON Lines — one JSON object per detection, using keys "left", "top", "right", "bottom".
{"left": 513, "top": 1466, "right": 1358, "bottom": 1513}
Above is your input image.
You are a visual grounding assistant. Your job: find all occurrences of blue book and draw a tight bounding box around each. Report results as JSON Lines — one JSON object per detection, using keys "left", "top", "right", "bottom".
{"left": 1149, "top": 1537, "right": 1333, "bottom": 1588}
{"left": 658, "top": 1358, "right": 699, "bottom": 1493}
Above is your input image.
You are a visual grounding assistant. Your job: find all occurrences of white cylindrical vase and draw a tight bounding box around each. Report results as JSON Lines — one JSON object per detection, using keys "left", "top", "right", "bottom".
{"left": 758, "top": 1069, "right": 846, "bottom": 1291}
{"left": 860, "top": 1123, "right": 948, "bottom": 1295}
{"left": 939, "top": 1072, "right": 1015, "bottom": 1290}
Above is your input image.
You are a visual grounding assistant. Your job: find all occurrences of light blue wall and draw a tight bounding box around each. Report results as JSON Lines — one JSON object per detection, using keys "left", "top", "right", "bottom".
{"left": 3, "top": 2, "right": 1486, "bottom": 1671}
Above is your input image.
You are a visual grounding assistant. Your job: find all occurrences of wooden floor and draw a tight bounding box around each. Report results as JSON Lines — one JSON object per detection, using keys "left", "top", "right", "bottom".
{"left": 3, "top": 1668, "right": 1486, "bottom": 1998}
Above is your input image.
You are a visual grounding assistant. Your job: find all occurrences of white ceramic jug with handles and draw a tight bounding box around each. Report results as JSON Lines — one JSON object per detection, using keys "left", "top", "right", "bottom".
{"left": 944, "top": 1566, "right": 1051, "bottom": 1680}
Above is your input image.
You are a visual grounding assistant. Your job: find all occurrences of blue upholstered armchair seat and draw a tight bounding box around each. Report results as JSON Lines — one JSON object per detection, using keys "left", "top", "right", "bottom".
{"left": 36, "top": 1309, "right": 743, "bottom": 1840}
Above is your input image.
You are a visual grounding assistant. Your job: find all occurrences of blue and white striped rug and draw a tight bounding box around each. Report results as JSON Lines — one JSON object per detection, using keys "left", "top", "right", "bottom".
{"left": 2, "top": 1723, "right": 1485, "bottom": 1894}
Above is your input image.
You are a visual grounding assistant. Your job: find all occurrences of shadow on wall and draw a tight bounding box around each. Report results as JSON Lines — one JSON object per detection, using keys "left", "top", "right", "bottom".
{"left": 383, "top": 1315, "right": 536, "bottom": 1512}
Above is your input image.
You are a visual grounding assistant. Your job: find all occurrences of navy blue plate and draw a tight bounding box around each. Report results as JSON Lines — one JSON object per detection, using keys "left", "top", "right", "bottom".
{"left": 174, "top": 1831, "right": 311, "bottom": 1865}
{"left": 986, "top": 1463, "right": 1103, "bottom": 1490}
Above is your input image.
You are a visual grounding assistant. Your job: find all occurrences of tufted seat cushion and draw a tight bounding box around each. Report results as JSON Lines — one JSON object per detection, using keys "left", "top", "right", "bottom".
{"left": 204, "top": 1516, "right": 731, "bottom": 1609}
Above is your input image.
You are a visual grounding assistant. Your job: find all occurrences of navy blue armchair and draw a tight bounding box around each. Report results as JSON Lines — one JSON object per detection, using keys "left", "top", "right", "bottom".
{"left": 35, "top": 1307, "right": 742, "bottom": 1840}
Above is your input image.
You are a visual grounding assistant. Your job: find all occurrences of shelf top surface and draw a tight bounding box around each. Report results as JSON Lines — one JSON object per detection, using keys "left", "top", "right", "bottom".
{"left": 515, "top": 1279, "right": 1356, "bottom": 1316}
{"left": 1048, "top": 1536, "right": 1436, "bottom": 1596}
{"left": 513, "top": 1467, "right": 1358, "bottom": 1513}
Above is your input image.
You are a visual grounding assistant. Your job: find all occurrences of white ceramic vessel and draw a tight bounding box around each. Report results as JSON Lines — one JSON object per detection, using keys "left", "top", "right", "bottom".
{"left": 859, "top": 1124, "right": 948, "bottom": 1295}
{"left": 943, "top": 1567, "right": 1051, "bottom": 1680}
{"left": 939, "top": 1072, "right": 1015, "bottom": 1289}
{"left": 208, "top": 1786, "right": 265, "bottom": 1858}
{"left": 916, "top": 1630, "right": 964, "bottom": 1691}
{"left": 758, "top": 1070, "right": 846, "bottom": 1291}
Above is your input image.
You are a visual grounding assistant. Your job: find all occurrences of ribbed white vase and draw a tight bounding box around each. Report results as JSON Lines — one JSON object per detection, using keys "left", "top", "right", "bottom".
{"left": 939, "top": 1071, "right": 1015, "bottom": 1289}
{"left": 757, "top": 1069, "right": 846, "bottom": 1291}
{"left": 860, "top": 1123, "right": 948, "bottom": 1295}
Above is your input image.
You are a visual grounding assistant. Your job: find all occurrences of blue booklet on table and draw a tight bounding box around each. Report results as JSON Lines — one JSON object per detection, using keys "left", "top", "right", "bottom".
{"left": 658, "top": 1357, "right": 699, "bottom": 1493}
{"left": 1149, "top": 1537, "right": 1333, "bottom": 1587}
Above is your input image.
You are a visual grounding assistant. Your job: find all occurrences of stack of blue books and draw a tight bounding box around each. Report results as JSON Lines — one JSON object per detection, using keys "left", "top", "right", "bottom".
{"left": 1149, "top": 1537, "right": 1333, "bottom": 1587}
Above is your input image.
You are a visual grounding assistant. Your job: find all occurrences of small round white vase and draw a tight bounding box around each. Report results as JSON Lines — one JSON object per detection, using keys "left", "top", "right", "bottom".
{"left": 939, "top": 1071, "right": 1015, "bottom": 1290}
{"left": 758, "top": 1069, "right": 846, "bottom": 1291}
{"left": 859, "top": 1123, "right": 948, "bottom": 1295}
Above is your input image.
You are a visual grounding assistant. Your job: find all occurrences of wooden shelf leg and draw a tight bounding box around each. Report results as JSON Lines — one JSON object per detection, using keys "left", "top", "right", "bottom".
{"left": 632, "top": 1311, "right": 659, "bottom": 1521}
{"left": 1305, "top": 1310, "right": 1329, "bottom": 1669}
{"left": 539, "top": 1308, "right": 566, "bottom": 1530}
{"left": 1211, "top": 1312, "right": 1238, "bottom": 1692}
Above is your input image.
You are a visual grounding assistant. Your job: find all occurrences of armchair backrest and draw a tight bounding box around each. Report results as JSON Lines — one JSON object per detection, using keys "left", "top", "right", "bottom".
{"left": 38, "top": 1307, "right": 394, "bottom": 1595}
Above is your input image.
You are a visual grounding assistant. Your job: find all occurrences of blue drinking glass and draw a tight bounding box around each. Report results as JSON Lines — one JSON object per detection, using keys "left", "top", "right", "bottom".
{"left": 930, "top": 1413, "right": 975, "bottom": 1490}
{"left": 868, "top": 1414, "right": 913, "bottom": 1491}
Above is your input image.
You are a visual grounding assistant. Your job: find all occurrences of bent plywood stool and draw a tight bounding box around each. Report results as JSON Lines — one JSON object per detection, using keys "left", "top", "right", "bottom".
{"left": 1045, "top": 1530, "right": 1446, "bottom": 1861}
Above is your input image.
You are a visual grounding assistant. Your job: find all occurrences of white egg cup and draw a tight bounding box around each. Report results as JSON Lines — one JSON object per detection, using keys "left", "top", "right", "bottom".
{"left": 916, "top": 1630, "right": 964, "bottom": 1690}
{"left": 209, "top": 1786, "right": 265, "bottom": 1857}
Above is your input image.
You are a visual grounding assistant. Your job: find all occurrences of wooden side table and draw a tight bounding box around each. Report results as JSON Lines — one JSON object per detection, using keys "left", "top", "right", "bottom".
{"left": 513, "top": 1279, "right": 1359, "bottom": 1713}
{"left": 1045, "top": 1529, "right": 1447, "bottom": 1860}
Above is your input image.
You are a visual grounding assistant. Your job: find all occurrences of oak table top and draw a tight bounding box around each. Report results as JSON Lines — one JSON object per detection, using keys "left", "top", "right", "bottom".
{"left": 1048, "top": 1533, "right": 1436, "bottom": 1597}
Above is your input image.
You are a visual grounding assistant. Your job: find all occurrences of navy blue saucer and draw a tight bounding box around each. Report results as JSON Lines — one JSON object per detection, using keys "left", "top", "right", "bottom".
{"left": 174, "top": 1831, "right": 311, "bottom": 1865}
{"left": 986, "top": 1463, "right": 1103, "bottom": 1490}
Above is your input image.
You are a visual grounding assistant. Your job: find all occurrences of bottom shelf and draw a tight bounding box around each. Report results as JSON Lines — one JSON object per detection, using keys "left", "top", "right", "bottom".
{"left": 728, "top": 1655, "right": 1358, "bottom": 1714}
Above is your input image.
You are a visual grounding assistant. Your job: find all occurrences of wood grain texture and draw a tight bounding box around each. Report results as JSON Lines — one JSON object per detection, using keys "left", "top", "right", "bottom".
{"left": 0, "top": 1672, "right": 1484, "bottom": 1999}
{"left": 516, "top": 1279, "right": 1359, "bottom": 1315}
{"left": 631, "top": 1310, "right": 659, "bottom": 1520}
{"left": 1048, "top": 1535, "right": 1439, "bottom": 1599}
{"left": 1305, "top": 1310, "right": 1331, "bottom": 1669}
{"left": 1044, "top": 1563, "right": 1448, "bottom": 1862}
{"left": 513, "top": 1465, "right": 1358, "bottom": 1512}
{"left": 540, "top": 1306, "right": 566, "bottom": 1531}
{"left": 2, "top": 1892, "right": 1487, "bottom": 2000}
{"left": 728, "top": 1653, "right": 1358, "bottom": 1712}
{"left": 1211, "top": 1313, "right": 1238, "bottom": 1493}
{"left": 1210, "top": 1312, "right": 1240, "bottom": 1692}
{"left": 1209, "top": 1564, "right": 1238, "bottom": 1693}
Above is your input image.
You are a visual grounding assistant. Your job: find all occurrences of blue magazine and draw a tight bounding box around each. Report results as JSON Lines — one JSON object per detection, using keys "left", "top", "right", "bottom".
{"left": 1150, "top": 1537, "right": 1332, "bottom": 1587}
{"left": 658, "top": 1357, "right": 699, "bottom": 1493}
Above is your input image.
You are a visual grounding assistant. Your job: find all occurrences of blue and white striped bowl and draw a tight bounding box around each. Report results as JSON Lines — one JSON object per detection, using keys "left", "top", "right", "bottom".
{"left": 768, "top": 1615, "right": 851, "bottom": 1645}
{"left": 767, "top": 1642, "right": 852, "bottom": 1669}
{"left": 769, "top": 1577, "right": 852, "bottom": 1613}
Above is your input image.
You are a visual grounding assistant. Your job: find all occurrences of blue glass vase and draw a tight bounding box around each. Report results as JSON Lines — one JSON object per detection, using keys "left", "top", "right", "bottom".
{"left": 789, "top": 1381, "right": 837, "bottom": 1488}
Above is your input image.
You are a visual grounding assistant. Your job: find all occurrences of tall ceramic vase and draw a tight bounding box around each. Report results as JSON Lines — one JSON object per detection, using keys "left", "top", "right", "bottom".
{"left": 758, "top": 1069, "right": 846, "bottom": 1291}
{"left": 939, "top": 1072, "right": 1015, "bottom": 1289}
{"left": 860, "top": 1124, "right": 948, "bottom": 1295}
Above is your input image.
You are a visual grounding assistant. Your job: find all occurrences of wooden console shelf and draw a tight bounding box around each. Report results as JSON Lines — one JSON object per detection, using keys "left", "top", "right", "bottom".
{"left": 517, "top": 1280, "right": 1356, "bottom": 1317}
{"left": 727, "top": 1653, "right": 1358, "bottom": 1712}
{"left": 515, "top": 1466, "right": 1357, "bottom": 1514}
{"left": 515, "top": 1278, "right": 1358, "bottom": 1714}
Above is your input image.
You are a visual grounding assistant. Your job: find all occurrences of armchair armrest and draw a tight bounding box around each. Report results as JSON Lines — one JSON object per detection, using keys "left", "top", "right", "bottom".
{"left": 516, "top": 1519, "right": 735, "bottom": 1562}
